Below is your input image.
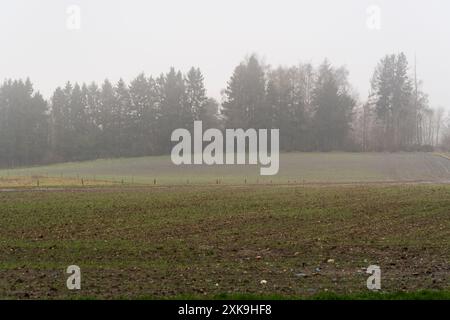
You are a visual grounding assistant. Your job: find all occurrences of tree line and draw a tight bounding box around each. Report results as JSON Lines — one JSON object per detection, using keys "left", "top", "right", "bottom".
{"left": 0, "top": 53, "right": 448, "bottom": 167}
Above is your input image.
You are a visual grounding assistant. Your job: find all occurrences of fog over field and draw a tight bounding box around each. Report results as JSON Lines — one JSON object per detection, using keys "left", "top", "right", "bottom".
{"left": 0, "top": 0, "right": 449, "bottom": 305}
{"left": 1, "top": 0, "right": 450, "bottom": 109}
{"left": 1, "top": 153, "right": 450, "bottom": 186}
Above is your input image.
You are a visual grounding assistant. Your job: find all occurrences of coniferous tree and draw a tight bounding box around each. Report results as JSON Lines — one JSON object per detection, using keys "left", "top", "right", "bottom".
{"left": 371, "top": 53, "right": 415, "bottom": 150}
{"left": 267, "top": 66, "right": 309, "bottom": 151}
{"left": 157, "top": 68, "right": 189, "bottom": 153}
{"left": 0, "top": 79, "right": 48, "bottom": 166}
{"left": 99, "top": 79, "right": 116, "bottom": 157}
{"left": 114, "top": 79, "right": 131, "bottom": 156}
{"left": 222, "top": 55, "right": 267, "bottom": 129}
{"left": 312, "top": 61, "right": 355, "bottom": 151}
{"left": 70, "top": 83, "right": 90, "bottom": 159}
{"left": 50, "top": 87, "right": 67, "bottom": 161}
{"left": 86, "top": 82, "right": 102, "bottom": 157}
{"left": 185, "top": 67, "right": 207, "bottom": 121}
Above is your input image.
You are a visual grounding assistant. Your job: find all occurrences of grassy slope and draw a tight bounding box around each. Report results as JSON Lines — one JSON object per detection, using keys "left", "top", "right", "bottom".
{"left": 0, "top": 184, "right": 449, "bottom": 299}
{"left": 1, "top": 152, "right": 450, "bottom": 186}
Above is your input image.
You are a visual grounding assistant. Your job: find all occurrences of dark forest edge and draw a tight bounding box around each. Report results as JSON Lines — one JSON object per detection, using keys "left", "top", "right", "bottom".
{"left": 1, "top": 53, "right": 449, "bottom": 168}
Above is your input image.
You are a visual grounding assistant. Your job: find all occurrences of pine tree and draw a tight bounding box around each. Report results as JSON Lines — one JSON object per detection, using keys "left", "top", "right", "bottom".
{"left": 185, "top": 67, "right": 207, "bottom": 121}
{"left": 371, "top": 53, "right": 415, "bottom": 150}
{"left": 70, "top": 83, "right": 89, "bottom": 159}
{"left": 114, "top": 79, "right": 131, "bottom": 156}
{"left": 86, "top": 82, "right": 102, "bottom": 157}
{"left": 157, "top": 68, "right": 188, "bottom": 153}
{"left": 267, "top": 66, "right": 309, "bottom": 151}
{"left": 129, "top": 73, "right": 159, "bottom": 155}
{"left": 222, "top": 55, "right": 267, "bottom": 129}
{"left": 99, "top": 79, "right": 116, "bottom": 157}
{"left": 50, "top": 87, "right": 67, "bottom": 161}
{"left": 312, "top": 61, "right": 355, "bottom": 151}
{"left": 0, "top": 79, "right": 49, "bottom": 166}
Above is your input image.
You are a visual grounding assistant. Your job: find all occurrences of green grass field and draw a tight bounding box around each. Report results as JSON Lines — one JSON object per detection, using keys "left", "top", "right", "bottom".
{"left": 0, "top": 153, "right": 449, "bottom": 299}
{"left": 1, "top": 152, "right": 450, "bottom": 186}
{"left": 0, "top": 183, "right": 449, "bottom": 299}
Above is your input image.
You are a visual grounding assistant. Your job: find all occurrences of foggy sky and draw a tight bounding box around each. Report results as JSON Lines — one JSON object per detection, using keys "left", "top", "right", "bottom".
{"left": 1, "top": 0, "right": 449, "bottom": 109}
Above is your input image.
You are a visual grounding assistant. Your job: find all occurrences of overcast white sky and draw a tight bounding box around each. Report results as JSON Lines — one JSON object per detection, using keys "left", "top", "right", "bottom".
{"left": 1, "top": 0, "right": 449, "bottom": 109}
